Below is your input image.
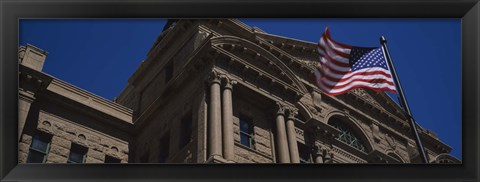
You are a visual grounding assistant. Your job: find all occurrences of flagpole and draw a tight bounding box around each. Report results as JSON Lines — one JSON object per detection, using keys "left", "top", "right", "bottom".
{"left": 380, "top": 36, "right": 429, "bottom": 163}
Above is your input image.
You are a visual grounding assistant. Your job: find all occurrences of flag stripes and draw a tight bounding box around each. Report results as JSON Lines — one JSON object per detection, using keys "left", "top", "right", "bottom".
{"left": 314, "top": 27, "right": 397, "bottom": 96}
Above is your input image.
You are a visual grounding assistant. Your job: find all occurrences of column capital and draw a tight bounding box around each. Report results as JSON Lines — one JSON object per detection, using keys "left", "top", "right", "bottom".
{"left": 324, "top": 151, "right": 334, "bottom": 163}
{"left": 287, "top": 107, "right": 298, "bottom": 120}
{"left": 276, "top": 102, "right": 286, "bottom": 115}
{"left": 313, "top": 143, "right": 326, "bottom": 157}
{"left": 221, "top": 75, "right": 237, "bottom": 90}
{"left": 208, "top": 70, "right": 221, "bottom": 85}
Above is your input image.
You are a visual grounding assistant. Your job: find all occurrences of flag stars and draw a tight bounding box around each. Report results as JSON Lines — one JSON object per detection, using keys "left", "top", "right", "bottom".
{"left": 349, "top": 47, "right": 388, "bottom": 71}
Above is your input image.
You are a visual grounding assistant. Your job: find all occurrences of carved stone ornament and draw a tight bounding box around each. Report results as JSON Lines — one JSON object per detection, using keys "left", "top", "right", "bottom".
{"left": 294, "top": 127, "right": 304, "bottom": 141}
{"left": 208, "top": 70, "right": 221, "bottom": 84}
{"left": 323, "top": 149, "right": 334, "bottom": 163}
{"left": 276, "top": 102, "right": 286, "bottom": 115}
{"left": 385, "top": 134, "right": 397, "bottom": 150}
{"left": 313, "top": 143, "right": 334, "bottom": 163}
{"left": 311, "top": 91, "right": 322, "bottom": 108}
{"left": 314, "top": 143, "right": 323, "bottom": 156}
{"left": 351, "top": 88, "right": 380, "bottom": 107}
{"left": 301, "top": 91, "right": 321, "bottom": 116}
{"left": 287, "top": 107, "right": 298, "bottom": 120}
{"left": 307, "top": 105, "right": 320, "bottom": 116}
{"left": 371, "top": 123, "right": 381, "bottom": 143}
{"left": 220, "top": 75, "right": 237, "bottom": 89}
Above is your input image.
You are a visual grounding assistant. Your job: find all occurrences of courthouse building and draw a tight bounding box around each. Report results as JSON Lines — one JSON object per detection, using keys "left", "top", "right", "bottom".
{"left": 18, "top": 19, "right": 459, "bottom": 164}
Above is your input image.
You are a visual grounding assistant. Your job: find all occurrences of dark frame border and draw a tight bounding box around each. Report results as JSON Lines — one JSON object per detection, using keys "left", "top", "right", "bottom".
{"left": 1, "top": 0, "right": 479, "bottom": 181}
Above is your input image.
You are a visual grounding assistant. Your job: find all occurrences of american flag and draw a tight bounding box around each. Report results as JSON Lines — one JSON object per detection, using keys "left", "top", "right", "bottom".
{"left": 314, "top": 27, "right": 397, "bottom": 96}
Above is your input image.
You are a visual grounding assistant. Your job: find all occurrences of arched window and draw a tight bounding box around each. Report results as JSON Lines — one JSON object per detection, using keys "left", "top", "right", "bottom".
{"left": 329, "top": 118, "right": 368, "bottom": 153}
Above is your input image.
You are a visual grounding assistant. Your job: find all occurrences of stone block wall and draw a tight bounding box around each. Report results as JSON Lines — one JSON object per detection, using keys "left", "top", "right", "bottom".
{"left": 18, "top": 110, "right": 129, "bottom": 163}
{"left": 132, "top": 70, "right": 206, "bottom": 163}
{"left": 232, "top": 97, "right": 275, "bottom": 163}
{"left": 18, "top": 134, "right": 33, "bottom": 163}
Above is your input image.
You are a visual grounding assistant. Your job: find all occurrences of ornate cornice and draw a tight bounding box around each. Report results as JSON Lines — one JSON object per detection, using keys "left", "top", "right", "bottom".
{"left": 210, "top": 36, "right": 308, "bottom": 95}
{"left": 213, "top": 48, "right": 302, "bottom": 102}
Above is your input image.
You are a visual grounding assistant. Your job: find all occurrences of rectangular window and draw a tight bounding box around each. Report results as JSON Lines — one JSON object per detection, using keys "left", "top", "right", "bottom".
{"left": 67, "top": 143, "right": 87, "bottom": 163}
{"left": 104, "top": 155, "right": 121, "bottom": 163}
{"left": 158, "top": 132, "right": 170, "bottom": 163}
{"left": 239, "top": 116, "right": 255, "bottom": 149}
{"left": 179, "top": 113, "right": 193, "bottom": 149}
{"left": 298, "top": 142, "right": 313, "bottom": 163}
{"left": 27, "top": 135, "right": 51, "bottom": 163}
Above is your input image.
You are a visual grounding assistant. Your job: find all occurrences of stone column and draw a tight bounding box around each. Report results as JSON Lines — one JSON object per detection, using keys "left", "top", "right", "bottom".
{"left": 286, "top": 109, "right": 300, "bottom": 163}
{"left": 221, "top": 76, "right": 236, "bottom": 162}
{"left": 208, "top": 71, "right": 222, "bottom": 158}
{"left": 324, "top": 151, "right": 334, "bottom": 163}
{"left": 313, "top": 143, "right": 324, "bottom": 163}
{"left": 18, "top": 89, "right": 35, "bottom": 139}
{"left": 275, "top": 104, "right": 290, "bottom": 163}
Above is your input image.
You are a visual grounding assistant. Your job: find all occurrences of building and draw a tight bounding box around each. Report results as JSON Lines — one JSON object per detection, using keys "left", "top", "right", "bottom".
{"left": 18, "top": 19, "right": 460, "bottom": 164}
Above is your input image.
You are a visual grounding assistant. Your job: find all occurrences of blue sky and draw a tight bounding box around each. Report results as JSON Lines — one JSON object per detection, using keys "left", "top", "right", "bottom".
{"left": 19, "top": 19, "right": 461, "bottom": 160}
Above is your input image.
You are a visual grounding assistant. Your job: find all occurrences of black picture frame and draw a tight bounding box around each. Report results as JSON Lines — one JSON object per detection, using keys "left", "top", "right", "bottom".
{"left": 1, "top": 0, "right": 479, "bottom": 181}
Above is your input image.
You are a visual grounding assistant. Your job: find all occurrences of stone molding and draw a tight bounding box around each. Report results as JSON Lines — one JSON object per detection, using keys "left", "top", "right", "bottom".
{"left": 210, "top": 35, "right": 308, "bottom": 95}
{"left": 47, "top": 79, "right": 132, "bottom": 123}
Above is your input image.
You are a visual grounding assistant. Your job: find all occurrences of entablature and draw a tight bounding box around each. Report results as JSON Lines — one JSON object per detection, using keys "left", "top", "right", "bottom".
{"left": 20, "top": 65, "right": 133, "bottom": 125}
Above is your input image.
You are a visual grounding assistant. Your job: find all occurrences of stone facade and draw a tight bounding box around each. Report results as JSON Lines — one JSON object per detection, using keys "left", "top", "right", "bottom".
{"left": 18, "top": 44, "right": 132, "bottom": 164}
{"left": 18, "top": 19, "right": 460, "bottom": 164}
